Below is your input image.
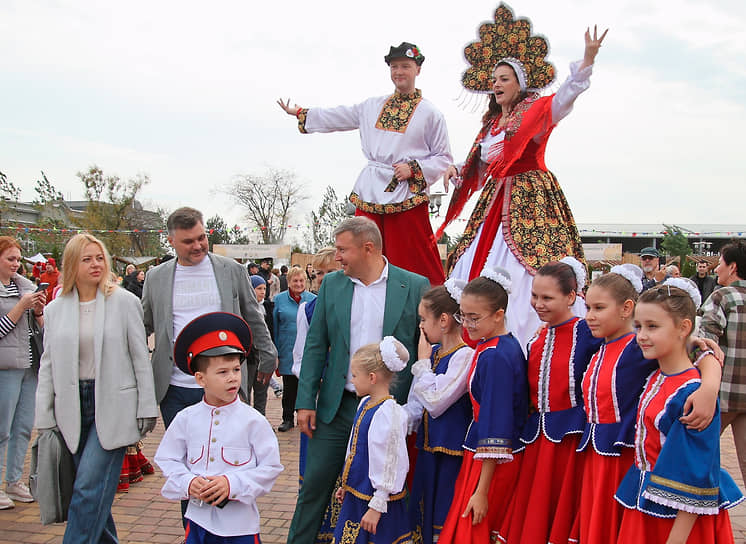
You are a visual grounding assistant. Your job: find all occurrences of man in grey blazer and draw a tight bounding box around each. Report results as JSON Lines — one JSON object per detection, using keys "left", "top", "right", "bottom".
{"left": 142, "top": 207, "right": 277, "bottom": 427}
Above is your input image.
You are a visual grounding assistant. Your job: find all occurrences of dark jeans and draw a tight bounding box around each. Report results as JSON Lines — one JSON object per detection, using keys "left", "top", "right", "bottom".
{"left": 159, "top": 384, "right": 204, "bottom": 527}
{"left": 63, "top": 380, "right": 125, "bottom": 544}
{"left": 281, "top": 375, "right": 298, "bottom": 424}
{"left": 242, "top": 361, "right": 268, "bottom": 415}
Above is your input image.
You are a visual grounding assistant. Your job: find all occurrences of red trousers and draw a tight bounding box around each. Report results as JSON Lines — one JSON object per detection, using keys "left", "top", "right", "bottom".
{"left": 356, "top": 203, "right": 445, "bottom": 285}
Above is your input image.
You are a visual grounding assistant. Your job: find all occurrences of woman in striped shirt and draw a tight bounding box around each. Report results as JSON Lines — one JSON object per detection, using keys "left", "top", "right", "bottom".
{"left": 0, "top": 236, "right": 45, "bottom": 509}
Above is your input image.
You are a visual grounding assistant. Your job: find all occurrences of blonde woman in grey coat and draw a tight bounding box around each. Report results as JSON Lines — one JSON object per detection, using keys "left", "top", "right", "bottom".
{"left": 35, "top": 233, "right": 157, "bottom": 543}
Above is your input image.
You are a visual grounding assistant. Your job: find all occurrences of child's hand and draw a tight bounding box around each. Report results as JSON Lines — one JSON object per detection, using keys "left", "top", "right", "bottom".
{"left": 361, "top": 508, "right": 381, "bottom": 534}
{"left": 462, "top": 491, "right": 489, "bottom": 526}
{"left": 199, "top": 475, "right": 230, "bottom": 506}
{"left": 335, "top": 487, "right": 346, "bottom": 503}
{"left": 188, "top": 476, "right": 209, "bottom": 500}
{"left": 417, "top": 328, "right": 432, "bottom": 360}
{"left": 680, "top": 384, "right": 718, "bottom": 430}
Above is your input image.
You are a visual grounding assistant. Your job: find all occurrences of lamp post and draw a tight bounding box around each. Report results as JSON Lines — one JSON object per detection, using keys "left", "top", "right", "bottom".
{"left": 429, "top": 192, "right": 446, "bottom": 216}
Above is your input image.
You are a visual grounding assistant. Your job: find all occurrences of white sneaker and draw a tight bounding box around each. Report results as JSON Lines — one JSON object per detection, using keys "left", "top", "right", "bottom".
{"left": 6, "top": 481, "right": 34, "bottom": 503}
{"left": 0, "top": 490, "right": 14, "bottom": 509}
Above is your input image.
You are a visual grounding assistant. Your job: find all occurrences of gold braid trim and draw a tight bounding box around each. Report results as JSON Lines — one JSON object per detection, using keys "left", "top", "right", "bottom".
{"left": 649, "top": 475, "right": 719, "bottom": 496}
{"left": 349, "top": 192, "right": 428, "bottom": 215}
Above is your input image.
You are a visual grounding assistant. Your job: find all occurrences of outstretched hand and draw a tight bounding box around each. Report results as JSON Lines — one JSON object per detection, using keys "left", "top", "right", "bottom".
{"left": 277, "top": 97, "right": 301, "bottom": 116}
{"left": 582, "top": 25, "right": 609, "bottom": 68}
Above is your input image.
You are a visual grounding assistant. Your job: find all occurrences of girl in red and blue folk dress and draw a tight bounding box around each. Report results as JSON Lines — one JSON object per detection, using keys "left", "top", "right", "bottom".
{"left": 404, "top": 280, "right": 474, "bottom": 544}
{"left": 439, "top": 267, "right": 529, "bottom": 544}
{"left": 574, "top": 266, "right": 722, "bottom": 543}
{"left": 332, "top": 337, "right": 412, "bottom": 544}
{"left": 498, "top": 258, "right": 601, "bottom": 544}
{"left": 615, "top": 281, "right": 743, "bottom": 543}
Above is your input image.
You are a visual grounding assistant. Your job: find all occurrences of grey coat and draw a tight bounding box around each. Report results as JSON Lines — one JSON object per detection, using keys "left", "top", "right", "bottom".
{"left": 35, "top": 287, "right": 158, "bottom": 452}
{"left": 0, "top": 273, "right": 36, "bottom": 370}
{"left": 142, "top": 253, "right": 277, "bottom": 403}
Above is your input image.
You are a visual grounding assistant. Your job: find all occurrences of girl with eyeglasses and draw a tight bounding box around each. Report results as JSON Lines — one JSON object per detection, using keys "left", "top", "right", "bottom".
{"left": 438, "top": 267, "right": 528, "bottom": 544}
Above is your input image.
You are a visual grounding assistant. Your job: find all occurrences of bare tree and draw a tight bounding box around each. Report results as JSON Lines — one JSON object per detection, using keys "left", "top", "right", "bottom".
{"left": 225, "top": 168, "right": 307, "bottom": 244}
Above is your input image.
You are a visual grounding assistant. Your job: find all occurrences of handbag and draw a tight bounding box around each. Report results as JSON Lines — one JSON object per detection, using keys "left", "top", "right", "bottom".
{"left": 27, "top": 310, "right": 44, "bottom": 373}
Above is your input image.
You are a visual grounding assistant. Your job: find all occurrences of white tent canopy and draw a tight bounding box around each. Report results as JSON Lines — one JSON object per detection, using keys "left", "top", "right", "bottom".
{"left": 24, "top": 253, "right": 47, "bottom": 264}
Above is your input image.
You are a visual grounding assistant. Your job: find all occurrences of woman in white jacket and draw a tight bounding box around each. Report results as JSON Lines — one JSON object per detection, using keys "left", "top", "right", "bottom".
{"left": 35, "top": 233, "right": 158, "bottom": 543}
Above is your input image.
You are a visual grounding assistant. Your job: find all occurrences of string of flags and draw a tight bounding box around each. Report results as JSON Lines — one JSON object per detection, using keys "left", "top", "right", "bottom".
{"left": 3, "top": 224, "right": 745, "bottom": 237}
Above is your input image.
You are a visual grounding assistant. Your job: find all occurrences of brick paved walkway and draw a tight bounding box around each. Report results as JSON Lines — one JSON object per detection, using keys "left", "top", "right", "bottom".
{"left": 1, "top": 393, "right": 745, "bottom": 543}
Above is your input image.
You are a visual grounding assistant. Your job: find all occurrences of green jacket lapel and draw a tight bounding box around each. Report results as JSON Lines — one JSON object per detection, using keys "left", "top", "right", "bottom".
{"left": 383, "top": 266, "right": 409, "bottom": 336}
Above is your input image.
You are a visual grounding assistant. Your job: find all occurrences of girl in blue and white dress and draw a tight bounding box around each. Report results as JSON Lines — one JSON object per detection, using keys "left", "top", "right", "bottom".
{"left": 615, "top": 280, "right": 743, "bottom": 543}
{"left": 404, "top": 280, "right": 474, "bottom": 543}
{"left": 332, "top": 337, "right": 411, "bottom": 544}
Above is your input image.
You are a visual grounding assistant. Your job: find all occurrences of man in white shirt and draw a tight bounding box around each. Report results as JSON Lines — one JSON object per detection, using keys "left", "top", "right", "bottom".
{"left": 143, "top": 207, "right": 277, "bottom": 426}
{"left": 288, "top": 216, "right": 429, "bottom": 544}
{"left": 278, "top": 42, "right": 451, "bottom": 285}
{"left": 143, "top": 207, "right": 278, "bottom": 525}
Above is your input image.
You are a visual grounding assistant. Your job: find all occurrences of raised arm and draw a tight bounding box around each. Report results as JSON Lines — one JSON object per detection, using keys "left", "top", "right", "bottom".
{"left": 580, "top": 25, "right": 608, "bottom": 71}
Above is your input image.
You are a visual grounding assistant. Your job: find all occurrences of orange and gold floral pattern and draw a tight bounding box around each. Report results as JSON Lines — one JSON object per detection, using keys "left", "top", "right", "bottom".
{"left": 462, "top": 3, "right": 555, "bottom": 93}
{"left": 297, "top": 108, "right": 309, "bottom": 134}
{"left": 350, "top": 192, "right": 428, "bottom": 215}
{"left": 375, "top": 90, "right": 423, "bottom": 133}
{"left": 447, "top": 169, "right": 584, "bottom": 274}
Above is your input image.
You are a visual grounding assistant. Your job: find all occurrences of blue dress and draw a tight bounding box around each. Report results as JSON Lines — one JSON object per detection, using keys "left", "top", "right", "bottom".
{"left": 408, "top": 344, "right": 473, "bottom": 543}
{"left": 615, "top": 367, "right": 743, "bottom": 542}
{"left": 333, "top": 396, "right": 411, "bottom": 544}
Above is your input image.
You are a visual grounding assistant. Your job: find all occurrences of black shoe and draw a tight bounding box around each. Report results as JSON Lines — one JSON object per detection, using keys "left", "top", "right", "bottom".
{"left": 278, "top": 421, "right": 294, "bottom": 432}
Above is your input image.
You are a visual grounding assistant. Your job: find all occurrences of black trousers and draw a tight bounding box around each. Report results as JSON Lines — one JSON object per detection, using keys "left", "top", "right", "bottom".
{"left": 281, "top": 374, "right": 299, "bottom": 423}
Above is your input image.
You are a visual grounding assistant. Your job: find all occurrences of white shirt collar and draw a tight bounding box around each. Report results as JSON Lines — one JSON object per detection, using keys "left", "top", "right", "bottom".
{"left": 350, "top": 257, "right": 389, "bottom": 288}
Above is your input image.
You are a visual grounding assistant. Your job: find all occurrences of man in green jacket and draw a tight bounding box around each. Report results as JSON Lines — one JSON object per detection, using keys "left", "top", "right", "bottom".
{"left": 288, "top": 216, "right": 430, "bottom": 544}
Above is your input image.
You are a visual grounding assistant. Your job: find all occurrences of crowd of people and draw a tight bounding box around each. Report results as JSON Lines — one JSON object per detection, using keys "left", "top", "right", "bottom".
{"left": 2, "top": 5, "right": 746, "bottom": 544}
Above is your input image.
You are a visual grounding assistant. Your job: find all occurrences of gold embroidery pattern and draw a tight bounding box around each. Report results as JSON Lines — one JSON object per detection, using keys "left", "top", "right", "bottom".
{"left": 337, "top": 520, "right": 361, "bottom": 544}
{"left": 340, "top": 396, "right": 407, "bottom": 502}
{"left": 423, "top": 344, "right": 467, "bottom": 456}
{"left": 297, "top": 108, "right": 309, "bottom": 134}
{"left": 349, "top": 192, "right": 428, "bottom": 215}
{"left": 446, "top": 169, "right": 584, "bottom": 274}
{"left": 649, "top": 475, "right": 719, "bottom": 496}
{"left": 375, "top": 90, "right": 423, "bottom": 133}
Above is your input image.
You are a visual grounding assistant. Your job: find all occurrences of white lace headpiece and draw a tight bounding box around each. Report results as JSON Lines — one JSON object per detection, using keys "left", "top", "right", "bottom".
{"left": 444, "top": 277, "right": 467, "bottom": 304}
{"left": 379, "top": 336, "right": 407, "bottom": 372}
{"left": 497, "top": 57, "right": 528, "bottom": 92}
{"left": 610, "top": 264, "right": 643, "bottom": 294}
{"left": 663, "top": 277, "right": 702, "bottom": 308}
{"left": 560, "top": 256, "right": 587, "bottom": 291}
{"left": 480, "top": 266, "right": 512, "bottom": 294}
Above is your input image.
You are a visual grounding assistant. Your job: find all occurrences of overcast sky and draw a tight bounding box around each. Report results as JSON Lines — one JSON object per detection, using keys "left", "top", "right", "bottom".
{"left": 2, "top": 0, "right": 744, "bottom": 243}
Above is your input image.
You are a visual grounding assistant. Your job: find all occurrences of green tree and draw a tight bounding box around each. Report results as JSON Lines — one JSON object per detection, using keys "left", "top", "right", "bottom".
{"left": 224, "top": 168, "right": 307, "bottom": 244}
{"left": 206, "top": 214, "right": 250, "bottom": 250}
{"left": 77, "top": 165, "right": 163, "bottom": 256}
{"left": 33, "top": 171, "right": 64, "bottom": 207}
{"left": 660, "top": 224, "right": 692, "bottom": 266}
{"left": 304, "top": 186, "right": 348, "bottom": 253}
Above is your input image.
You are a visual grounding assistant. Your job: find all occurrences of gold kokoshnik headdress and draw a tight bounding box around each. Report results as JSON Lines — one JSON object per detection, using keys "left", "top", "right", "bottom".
{"left": 462, "top": 3, "right": 555, "bottom": 94}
